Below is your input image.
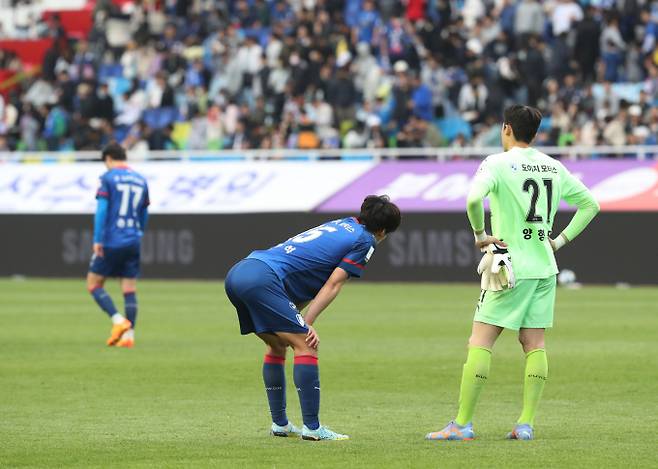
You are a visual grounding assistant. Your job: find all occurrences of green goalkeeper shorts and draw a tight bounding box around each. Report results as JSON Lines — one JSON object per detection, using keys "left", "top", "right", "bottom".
{"left": 474, "top": 276, "right": 557, "bottom": 330}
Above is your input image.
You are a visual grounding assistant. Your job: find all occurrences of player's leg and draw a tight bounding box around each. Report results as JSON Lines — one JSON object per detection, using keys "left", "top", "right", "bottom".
{"left": 256, "top": 332, "right": 298, "bottom": 436}
{"left": 508, "top": 276, "right": 555, "bottom": 440}
{"left": 513, "top": 328, "right": 547, "bottom": 433}
{"left": 116, "top": 278, "right": 138, "bottom": 348}
{"left": 225, "top": 259, "right": 303, "bottom": 437}
{"left": 94, "top": 246, "right": 133, "bottom": 346}
{"left": 427, "top": 283, "right": 536, "bottom": 441}
{"left": 455, "top": 321, "right": 503, "bottom": 424}
{"left": 426, "top": 321, "right": 502, "bottom": 440}
{"left": 275, "top": 331, "right": 348, "bottom": 441}
{"left": 87, "top": 270, "right": 125, "bottom": 328}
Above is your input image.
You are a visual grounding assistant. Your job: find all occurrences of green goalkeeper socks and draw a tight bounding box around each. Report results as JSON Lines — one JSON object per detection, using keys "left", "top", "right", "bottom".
{"left": 455, "top": 346, "right": 492, "bottom": 426}
{"left": 517, "top": 349, "right": 548, "bottom": 426}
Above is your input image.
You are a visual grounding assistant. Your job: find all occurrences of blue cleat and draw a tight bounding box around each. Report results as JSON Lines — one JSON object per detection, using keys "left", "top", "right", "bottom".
{"left": 301, "top": 425, "right": 349, "bottom": 441}
{"left": 270, "top": 421, "right": 301, "bottom": 437}
{"left": 425, "top": 421, "right": 475, "bottom": 440}
{"left": 507, "top": 423, "right": 534, "bottom": 440}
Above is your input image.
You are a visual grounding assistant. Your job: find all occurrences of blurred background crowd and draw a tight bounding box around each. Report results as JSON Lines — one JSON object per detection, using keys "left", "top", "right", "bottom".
{"left": 0, "top": 0, "right": 656, "bottom": 155}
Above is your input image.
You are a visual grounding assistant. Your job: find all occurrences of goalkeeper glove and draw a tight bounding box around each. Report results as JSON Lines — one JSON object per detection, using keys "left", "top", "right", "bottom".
{"left": 477, "top": 243, "right": 516, "bottom": 291}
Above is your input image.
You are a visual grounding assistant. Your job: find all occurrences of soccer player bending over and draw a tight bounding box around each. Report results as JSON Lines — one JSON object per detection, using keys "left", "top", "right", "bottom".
{"left": 225, "top": 196, "right": 401, "bottom": 441}
{"left": 426, "top": 105, "right": 599, "bottom": 441}
{"left": 87, "top": 142, "right": 150, "bottom": 348}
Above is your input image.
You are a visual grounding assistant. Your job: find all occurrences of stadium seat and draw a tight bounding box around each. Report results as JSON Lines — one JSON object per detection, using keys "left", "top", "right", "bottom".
{"left": 98, "top": 64, "right": 124, "bottom": 83}
{"left": 435, "top": 117, "right": 472, "bottom": 141}
{"left": 538, "top": 117, "right": 552, "bottom": 132}
{"left": 113, "top": 124, "right": 130, "bottom": 143}
{"left": 143, "top": 107, "right": 178, "bottom": 129}
{"left": 108, "top": 77, "right": 132, "bottom": 99}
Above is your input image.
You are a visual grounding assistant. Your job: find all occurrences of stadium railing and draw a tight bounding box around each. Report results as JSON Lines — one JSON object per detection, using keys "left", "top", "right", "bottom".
{"left": 0, "top": 146, "right": 656, "bottom": 163}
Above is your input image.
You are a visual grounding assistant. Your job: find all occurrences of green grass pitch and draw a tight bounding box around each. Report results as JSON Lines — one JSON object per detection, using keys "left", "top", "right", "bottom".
{"left": 1, "top": 279, "right": 657, "bottom": 468}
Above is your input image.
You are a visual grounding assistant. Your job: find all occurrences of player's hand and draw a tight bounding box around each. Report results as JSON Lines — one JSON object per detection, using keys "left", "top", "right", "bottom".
{"left": 475, "top": 236, "right": 507, "bottom": 251}
{"left": 490, "top": 243, "right": 515, "bottom": 289}
{"left": 93, "top": 243, "right": 104, "bottom": 258}
{"left": 305, "top": 325, "right": 320, "bottom": 350}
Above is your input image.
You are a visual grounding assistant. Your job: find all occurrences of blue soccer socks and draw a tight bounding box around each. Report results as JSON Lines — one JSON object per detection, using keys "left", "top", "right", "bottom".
{"left": 294, "top": 355, "right": 320, "bottom": 431}
{"left": 263, "top": 354, "right": 288, "bottom": 427}
{"left": 90, "top": 287, "right": 118, "bottom": 319}
{"left": 124, "top": 291, "right": 138, "bottom": 328}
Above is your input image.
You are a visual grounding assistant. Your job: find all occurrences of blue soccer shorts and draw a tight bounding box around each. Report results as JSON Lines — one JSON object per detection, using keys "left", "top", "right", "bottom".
{"left": 224, "top": 258, "right": 308, "bottom": 336}
{"left": 89, "top": 243, "right": 141, "bottom": 278}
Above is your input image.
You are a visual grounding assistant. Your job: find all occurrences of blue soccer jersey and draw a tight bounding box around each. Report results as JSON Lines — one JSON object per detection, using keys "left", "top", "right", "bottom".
{"left": 247, "top": 217, "right": 377, "bottom": 304}
{"left": 95, "top": 166, "right": 150, "bottom": 248}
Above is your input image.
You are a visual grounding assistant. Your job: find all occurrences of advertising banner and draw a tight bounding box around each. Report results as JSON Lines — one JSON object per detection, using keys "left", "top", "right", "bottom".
{"left": 1, "top": 213, "right": 655, "bottom": 284}
{"left": 0, "top": 161, "right": 374, "bottom": 213}
{"left": 317, "top": 160, "right": 658, "bottom": 212}
{"left": 2, "top": 159, "right": 656, "bottom": 214}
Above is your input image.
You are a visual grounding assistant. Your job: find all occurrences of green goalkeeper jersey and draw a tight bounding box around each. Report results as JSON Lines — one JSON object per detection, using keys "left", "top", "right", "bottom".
{"left": 467, "top": 146, "right": 599, "bottom": 279}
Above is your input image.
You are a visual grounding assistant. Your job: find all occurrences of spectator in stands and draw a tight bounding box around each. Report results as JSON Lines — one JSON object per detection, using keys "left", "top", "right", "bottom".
{"left": 552, "top": 0, "right": 584, "bottom": 37}
{"left": 43, "top": 102, "right": 68, "bottom": 151}
{"left": 115, "top": 81, "right": 146, "bottom": 127}
{"left": 94, "top": 83, "right": 115, "bottom": 122}
{"left": 603, "top": 106, "right": 628, "bottom": 146}
{"left": 70, "top": 40, "right": 96, "bottom": 83}
{"left": 575, "top": 6, "right": 602, "bottom": 84}
{"left": 600, "top": 14, "right": 627, "bottom": 83}
{"left": 1, "top": 0, "right": 655, "bottom": 155}
{"left": 19, "top": 102, "right": 39, "bottom": 150}
{"left": 514, "top": 0, "right": 545, "bottom": 39}
{"left": 458, "top": 74, "right": 488, "bottom": 124}
{"left": 410, "top": 73, "right": 433, "bottom": 121}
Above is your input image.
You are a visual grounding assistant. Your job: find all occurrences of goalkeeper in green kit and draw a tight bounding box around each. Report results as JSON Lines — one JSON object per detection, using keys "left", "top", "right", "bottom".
{"left": 426, "top": 105, "right": 600, "bottom": 441}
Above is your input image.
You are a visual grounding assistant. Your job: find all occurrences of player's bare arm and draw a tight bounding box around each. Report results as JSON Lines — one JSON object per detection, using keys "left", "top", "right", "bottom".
{"left": 302, "top": 267, "right": 350, "bottom": 348}
{"left": 303, "top": 267, "right": 349, "bottom": 326}
{"left": 93, "top": 243, "right": 104, "bottom": 258}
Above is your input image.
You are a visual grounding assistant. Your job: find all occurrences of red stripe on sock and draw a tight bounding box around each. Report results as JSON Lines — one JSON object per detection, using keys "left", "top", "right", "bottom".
{"left": 264, "top": 354, "right": 285, "bottom": 365}
{"left": 88, "top": 285, "right": 102, "bottom": 293}
{"left": 294, "top": 355, "right": 318, "bottom": 366}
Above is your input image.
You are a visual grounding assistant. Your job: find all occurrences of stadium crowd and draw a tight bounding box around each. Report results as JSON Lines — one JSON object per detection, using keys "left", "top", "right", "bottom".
{"left": 0, "top": 0, "right": 657, "bottom": 154}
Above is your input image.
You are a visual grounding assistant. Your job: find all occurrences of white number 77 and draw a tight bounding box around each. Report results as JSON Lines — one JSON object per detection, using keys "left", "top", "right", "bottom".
{"left": 116, "top": 183, "right": 144, "bottom": 216}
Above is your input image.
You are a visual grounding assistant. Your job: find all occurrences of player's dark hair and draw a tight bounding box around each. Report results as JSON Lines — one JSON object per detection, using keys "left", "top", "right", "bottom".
{"left": 503, "top": 105, "right": 542, "bottom": 143}
{"left": 101, "top": 142, "right": 127, "bottom": 161}
{"left": 359, "top": 195, "right": 401, "bottom": 234}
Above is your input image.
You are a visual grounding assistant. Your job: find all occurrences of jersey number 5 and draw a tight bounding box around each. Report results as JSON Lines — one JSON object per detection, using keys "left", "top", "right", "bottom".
{"left": 523, "top": 178, "right": 553, "bottom": 224}
{"left": 290, "top": 226, "right": 338, "bottom": 243}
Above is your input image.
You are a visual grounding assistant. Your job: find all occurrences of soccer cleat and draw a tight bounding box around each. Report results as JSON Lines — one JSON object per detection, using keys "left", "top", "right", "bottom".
{"left": 115, "top": 337, "right": 134, "bottom": 348}
{"left": 425, "top": 421, "right": 475, "bottom": 441}
{"left": 106, "top": 319, "right": 132, "bottom": 346}
{"left": 301, "top": 425, "right": 349, "bottom": 441}
{"left": 270, "top": 422, "right": 301, "bottom": 437}
{"left": 507, "top": 423, "right": 534, "bottom": 440}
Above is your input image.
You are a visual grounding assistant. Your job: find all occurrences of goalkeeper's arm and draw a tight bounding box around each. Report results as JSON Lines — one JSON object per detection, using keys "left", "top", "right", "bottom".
{"left": 551, "top": 189, "right": 600, "bottom": 251}
{"left": 466, "top": 181, "right": 505, "bottom": 249}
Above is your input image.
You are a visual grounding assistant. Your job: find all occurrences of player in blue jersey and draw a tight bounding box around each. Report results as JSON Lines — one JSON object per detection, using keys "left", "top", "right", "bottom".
{"left": 86, "top": 142, "right": 150, "bottom": 348}
{"left": 225, "top": 195, "right": 401, "bottom": 441}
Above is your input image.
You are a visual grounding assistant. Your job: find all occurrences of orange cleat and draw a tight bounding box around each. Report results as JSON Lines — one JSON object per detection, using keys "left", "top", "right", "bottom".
{"left": 106, "top": 319, "right": 132, "bottom": 346}
{"left": 116, "top": 337, "right": 134, "bottom": 348}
